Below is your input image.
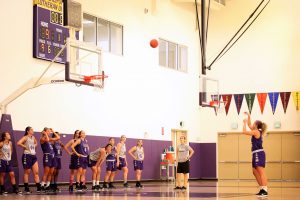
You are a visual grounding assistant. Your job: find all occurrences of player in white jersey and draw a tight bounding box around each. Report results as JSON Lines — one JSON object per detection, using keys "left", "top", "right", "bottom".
{"left": 88, "top": 147, "right": 106, "bottom": 191}
{"left": 116, "top": 135, "right": 130, "bottom": 188}
{"left": 128, "top": 139, "right": 144, "bottom": 188}
{"left": 174, "top": 136, "right": 194, "bottom": 190}
{"left": 17, "top": 126, "right": 41, "bottom": 194}
{"left": 0, "top": 132, "right": 21, "bottom": 194}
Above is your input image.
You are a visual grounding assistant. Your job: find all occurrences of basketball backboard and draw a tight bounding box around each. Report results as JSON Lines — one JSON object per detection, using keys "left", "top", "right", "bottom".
{"left": 65, "top": 38, "right": 107, "bottom": 88}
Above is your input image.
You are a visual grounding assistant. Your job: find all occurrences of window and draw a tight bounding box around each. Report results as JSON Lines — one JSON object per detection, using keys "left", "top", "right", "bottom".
{"left": 82, "top": 13, "right": 96, "bottom": 45}
{"left": 159, "top": 39, "right": 188, "bottom": 72}
{"left": 83, "top": 13, "right": 123, "bottom": 55}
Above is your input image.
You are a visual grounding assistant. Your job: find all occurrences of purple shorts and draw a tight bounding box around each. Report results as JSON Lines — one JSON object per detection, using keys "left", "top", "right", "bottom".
{"left": 133, "top": 160, "right": 143, "bottom": 171}
{"left": 69, "top": 154, "right": 79, "bottom": 170}
{"left": 43, "top": 153, "right": 55, "bottom": 168}
{"left": 22, "top": 154, "right": 37, "bottom": 169}
{"left": 88, "top": 157, "right": 97, "bottom": 168}
{"left": 53, "top": 157, "right": 61, "bottom": 169}
{"left": 117, "top": 157, "right": 127, "bottom": 170}
{"left": 252, "top": 150, "right": 266, "bottom": 168}
{"left": 106, "top": 160, "right": 117, "bottom": 172}
{"left": 0, "top": 159, "right": 13, "bottom": 173}
{"left": 77, "top": 156, "right": 88, "bottom": 169}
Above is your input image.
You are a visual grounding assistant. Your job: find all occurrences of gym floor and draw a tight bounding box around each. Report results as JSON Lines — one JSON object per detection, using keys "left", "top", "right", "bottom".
{"left": 2, "top": 181, "right": 300, "bottom": 199}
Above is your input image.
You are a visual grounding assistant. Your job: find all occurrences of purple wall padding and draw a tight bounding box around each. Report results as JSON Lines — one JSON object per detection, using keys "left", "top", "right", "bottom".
{"left": 12, "top": 130, "right": 216, "bottom": 184}
{"left": 199, "top": 143, "right": 217, "bottom": 178}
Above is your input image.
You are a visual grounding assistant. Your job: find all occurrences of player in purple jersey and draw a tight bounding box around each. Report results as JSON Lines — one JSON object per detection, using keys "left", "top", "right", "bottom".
{"left": 0, "top": 132, "right": 21, "bottom": 194}
{"left": 103, "top": 138, "right": 117, "bottom": 189}
{"left": 243, "top": 112, "right": 268, "bottom": 197}
{"left": 128, "top": 139, "right": 144, "bottom": 188}
{"left": 71, "top": 130, "right": 89, "bottom": 191}
{"left": 51, "top": 131, "right": 66, "bottom": 192}
{"left": 17, "top": 126, "right": 41, "bottom": 194}
{"left": 40, "top": 128, "right": 60, "bottom": 192}
{"left": 65, "top": 130, "right": 80, "bottom": 192}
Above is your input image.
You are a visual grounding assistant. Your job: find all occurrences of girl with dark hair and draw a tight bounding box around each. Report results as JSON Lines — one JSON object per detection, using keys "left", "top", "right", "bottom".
{"left": 51, "top": 131, "right": 66, "bottom": 192}
{"left": 128, "top": 139, "right": 144, "bottom": 188}
{"left": 0, "top": 132, "right": 21, "bottom": 194}
{"left": 65, "top": 130, "right": 80, "bottom": 192}
{"left": 17, "top": 126, "right": 41, "bottom": 194}
{"left": 243, "top": 112, "right": 268, "bottom": 197}
{"left": 71, "top": 130, "right": 89, "bottom": 192}
{"left": 40, "top": 128, "right": 60, "bottom": 193}
{"left": 103, "top": 138, "right": 117, "bottom": 189}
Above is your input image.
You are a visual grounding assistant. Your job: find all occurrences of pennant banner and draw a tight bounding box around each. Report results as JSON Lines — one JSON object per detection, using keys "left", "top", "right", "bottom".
{"left": 280, "top": 92, "right": 291, "bottom": 113}
{"left": 268, "top": 92, "right": 279, "bottom": 115}
{"left": 234, "top": 94, "right": 244, "bottom": 115}
{"left": 222, "top": 94, "right": 232, "bottom": 115}
{"left": 245, "top": 93, "right": 256, "bottom": 114}
{"left": 291, "top": 91, "right": 300, "bottom": 111}
{"left": 257, "top": 93, "right": 267, "bottom": 114}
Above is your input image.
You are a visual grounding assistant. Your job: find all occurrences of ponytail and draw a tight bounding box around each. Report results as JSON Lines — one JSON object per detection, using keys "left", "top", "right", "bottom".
{"left": 24, "top": 126, "right": 32, "bottom": 136}
{"left": 255, "top": 120, "right": 267, "bottom": 135}
{"left": 0, "top": 132, "right": 7, "bottom": 142}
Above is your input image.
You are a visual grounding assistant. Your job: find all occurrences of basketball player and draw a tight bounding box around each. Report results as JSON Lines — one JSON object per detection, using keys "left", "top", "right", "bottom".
{"left": 0, "top": 132, "right": 21, "bottom": 194}
{"left": 243, "top": 112, "right": 268, "bottom": 196}
{"left": 17, "top": 126, "right": 42, "bottom": 194}
{"left": 40, "top": 128, "right": 60, "bottom": 192}
{"left": 128, "top": 139, "right": 144, "bottom": 188}
{"left": 174, "top": 136, "right": 194, "bottom": 190}
{"left": 88, "top": 146, "right": 106, "bottom": 191}
{"left": 71, "top": 130, "right": 89, "bottom": 191}
{"left": 51, "top": 131, "right": 65, "bottom": 192}
{"left": 65, "top": 130, "right": 80, "bottom": 192}
{"left": 103, "top": 138, "right": 117, "bottom": 189}
{"left": 116, "top": 135, "right": 130, "bottom": 188}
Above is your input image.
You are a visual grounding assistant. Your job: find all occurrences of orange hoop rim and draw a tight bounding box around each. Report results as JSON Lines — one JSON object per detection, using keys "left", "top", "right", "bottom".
{"left": 83, "top": 73, "right": 108, "bottom": 83}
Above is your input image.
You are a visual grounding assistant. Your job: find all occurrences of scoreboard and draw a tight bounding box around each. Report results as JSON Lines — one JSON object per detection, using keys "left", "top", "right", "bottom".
{"left": 33, "top": 0, "right": 69, "bottom": 63}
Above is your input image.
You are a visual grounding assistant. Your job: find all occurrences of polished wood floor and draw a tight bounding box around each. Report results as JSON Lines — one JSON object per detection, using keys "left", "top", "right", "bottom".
{"left": 1, "top": 181, "right": 300, "bottom": 199}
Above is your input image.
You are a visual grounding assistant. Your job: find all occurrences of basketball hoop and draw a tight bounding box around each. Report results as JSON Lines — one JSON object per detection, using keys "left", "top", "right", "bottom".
{"left": 82, "top": 71, "right": 108, "bottom": 88}
{"left": 209, "top": 100, "right": 227, "bottom": 115}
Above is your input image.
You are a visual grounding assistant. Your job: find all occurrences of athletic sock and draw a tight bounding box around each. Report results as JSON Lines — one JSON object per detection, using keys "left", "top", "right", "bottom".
{"left": 96, "top": 181, "right": 99, "bottom": 185}
{"left": 262, "top": 186, "right": 268, "bottom": 192}
{"left": 92, "top": 180, "right": 96, "bottom": 186}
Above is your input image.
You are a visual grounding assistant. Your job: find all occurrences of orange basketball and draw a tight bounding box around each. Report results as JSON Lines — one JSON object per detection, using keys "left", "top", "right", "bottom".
{"left": 150, "top": 39, "right": 158, "bottom": 48}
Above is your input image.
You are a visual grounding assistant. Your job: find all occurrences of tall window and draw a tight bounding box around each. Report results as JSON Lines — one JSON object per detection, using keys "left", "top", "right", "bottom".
{"left": 159, "top": 39, "right": 188, "bottom": 72}
{"left": 82, "top": 13, "right": 123, "bottom": 55}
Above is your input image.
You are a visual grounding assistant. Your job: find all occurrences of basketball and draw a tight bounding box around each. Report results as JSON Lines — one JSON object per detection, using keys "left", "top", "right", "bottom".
{"left": 150, "top": 39, "right": 158, "bottom": 48}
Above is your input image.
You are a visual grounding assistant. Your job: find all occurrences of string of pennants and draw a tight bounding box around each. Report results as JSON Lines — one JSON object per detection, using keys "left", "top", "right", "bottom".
{"left": 218, "top": 92, "right": 300, "bottom": 115}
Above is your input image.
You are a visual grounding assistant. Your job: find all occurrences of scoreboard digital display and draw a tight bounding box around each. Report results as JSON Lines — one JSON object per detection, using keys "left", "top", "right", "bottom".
{"left": 33, "top": 0, "right": 69, "bottom": 63}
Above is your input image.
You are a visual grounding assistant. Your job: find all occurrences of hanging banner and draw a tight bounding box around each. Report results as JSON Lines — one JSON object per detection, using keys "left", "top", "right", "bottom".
{"left": 234, "top": 94, "right": 244, "bottom": 115}
{"left": 257, "top": 93, "right": 267, "bottom": 114}
{"left": 268, "top": 92, "right": 279, "bottom": 115}
{"left": 245, "top": 93, "right": 255, "bottom": 114}
{"left": 291, "top": 91, "right": 300, "bottom": 110}
{"left": 280, "top": 92, "right": 291, "bottom": 113}
{"left": 221, "top": 94, "right": 232, "bottom": 115}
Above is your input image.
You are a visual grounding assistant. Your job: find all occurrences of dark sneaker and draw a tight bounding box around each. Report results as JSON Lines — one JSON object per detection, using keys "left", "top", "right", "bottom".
{"left": 259, "top": 189, "right": 268, "bottom": 196}
{"left": 2, "top": 190, "right": 8, "bottom": 195}
{"left": 24, "top": 188, "right": 31, "bottom": 194}
{"left": 256, "top": 189, "right": 263, "bottom": 195}
{"left": 92, "top": 186, "right": 97, "bottom": 191}
{"left": 174, "top": 186, "right": 181, "bottom": 189}
{"left": 96, "top": 185, "right": 102, "bottom": 190}
{"left": 69, "top": 185, "right": 74, "bottom": 192}
{"left": 75, "top": 185, "right": 82, "bottom": 192}
{"left": 123, "top": 182, "right": 130, "bottom": 188}
{"left": 13, "top": 188, "right": 22, "bottom": 195}
{"left": 181, "top": 186, "right": 187, "bottom": 190}
{"left": 108, "top": 183, "right": 116, "bottom": 189}
{"left": 103, "top": 183, "right": 108, "bottom": 189}
{"left": 82, "top": 185, "right": 88, "bottom": 191}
